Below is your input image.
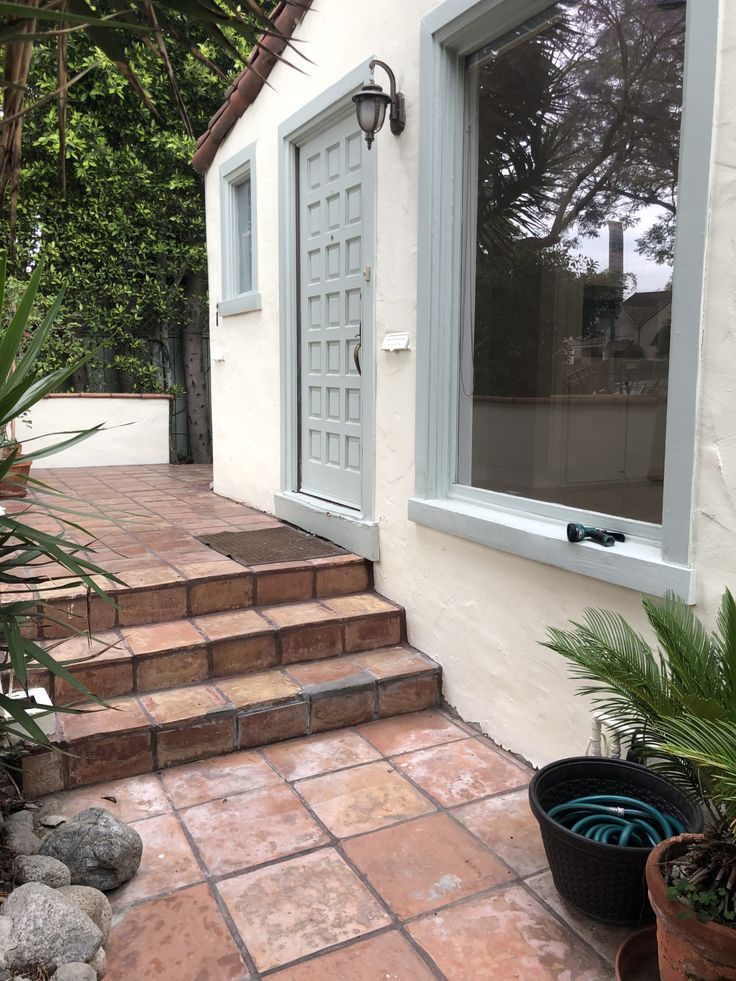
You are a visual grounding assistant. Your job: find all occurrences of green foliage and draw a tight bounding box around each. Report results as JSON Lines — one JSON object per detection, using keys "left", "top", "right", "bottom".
{"left": 664, "top": 822, "right": 736, "bottom": 928}
{"left": 657, "top": 716, "right": 736, "bottom": 828}
{"left": 545, "top": 589, "right": 736, "bottom": 928}
{"left": 8, "top": 20, "right": 248, "bottom": 391}
{"left": 543, "top": 589, "right": 736, "bottom": 799}
{"left": 667, "top": 874, "right": 736, "bottom": 926}
{"left": 0, "top": 258, "right": 122, "bottom": 748}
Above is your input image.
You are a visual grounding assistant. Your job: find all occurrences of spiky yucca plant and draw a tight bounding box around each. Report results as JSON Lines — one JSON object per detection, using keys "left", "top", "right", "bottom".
{"left": 543, "top": 589, "right": 736, "bottom": 799}
{"left": 0, "top": 256, "right": 124, "bottom": 748}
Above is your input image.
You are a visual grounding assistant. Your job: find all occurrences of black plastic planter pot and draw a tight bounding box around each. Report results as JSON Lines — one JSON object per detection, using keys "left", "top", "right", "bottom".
{"left": 529, "top": 757, "right": 703, "bottom": 926}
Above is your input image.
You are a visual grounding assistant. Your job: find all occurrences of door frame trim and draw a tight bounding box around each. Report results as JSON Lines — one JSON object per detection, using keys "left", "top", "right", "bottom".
{"left": 276, "top": 59, "right": 380, "bottom": 560}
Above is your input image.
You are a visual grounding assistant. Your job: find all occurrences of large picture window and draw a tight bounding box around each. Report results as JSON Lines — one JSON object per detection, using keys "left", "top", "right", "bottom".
{"left": 459, "top": 0, "right": 685, "bottom": 524}
{"left": 412, "top": 0, "right": 717, "bottom": 596}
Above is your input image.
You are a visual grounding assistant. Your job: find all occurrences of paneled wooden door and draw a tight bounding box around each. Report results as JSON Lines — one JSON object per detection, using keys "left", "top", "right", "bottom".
{"left": 297, "top": 115, "right": 371, "bottom": 510}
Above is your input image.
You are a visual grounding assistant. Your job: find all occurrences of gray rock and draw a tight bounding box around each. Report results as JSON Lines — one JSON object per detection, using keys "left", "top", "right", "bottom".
{"left": 41, "top": 815, "right": 67, "bottom": 829}
{"left": 39, "top": 808, "right": 142, "bottom": 891}
{"left": 4, "top": 812, "right": 41, "bottom": 858}
{"left": 0, "top": 883, "right": 102, "bottom": 973}
{"left": 57, "top": 887, "right": 112, "bottom": 943}
{"left": 88, "top": 947, "right": 106, "bottom": 979}
{"left": 15, "top": 854, "right": 71, "bottom": 889}
{"left": 0, "top": 917, "right": 13, "bottom": 969}
{"left": 52, "top": 965, "right": 97, "bottom": 981}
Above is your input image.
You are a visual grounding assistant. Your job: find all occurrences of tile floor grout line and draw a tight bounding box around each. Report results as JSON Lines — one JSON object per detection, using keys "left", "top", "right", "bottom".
{"left": 161, "top": 772, "right": 262, "bottom": 979}
{"left": 255, "top": 924, "right": 402, "bottom": 979}
{"left": 390, "top": 728, "right": 533, "bottom": 774}
{"left": 109, "top": 877, "right": 207, "bottom": 917}
{"left": 368, "top": 729, "right": 472, "bottom": 756}
{"left": 283, "top": 757, "right": 452, "bottom": 981}
{"left": 442, "top": 707, "right": 536, "bottom": 772}
{"left": 260, "top": 922, "right": 451, "bottom": 981}
{"left": 368, "top": 739, "right": 557, "bottom": 897}
{"left": 278, "top": 743, "right": 478, "bottom": 981}
{"left": 313, "top": 755, "right": 534, "bottom": 910}
{"left": 255, "top": 718, "right": 617, "bottom": 975}
{"left": 287, "top": 744, "right": 451, "bottom": 802}
{"left": 206, "top": 876, "right": 261, "bottom": 979}
{"left": 517, "top": 877, "right": 618, "bottom": 972}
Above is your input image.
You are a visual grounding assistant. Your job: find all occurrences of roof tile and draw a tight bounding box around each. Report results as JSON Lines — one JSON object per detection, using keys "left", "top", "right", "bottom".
{"left": 192, "top": 0, "right": 313, "bottom": 174}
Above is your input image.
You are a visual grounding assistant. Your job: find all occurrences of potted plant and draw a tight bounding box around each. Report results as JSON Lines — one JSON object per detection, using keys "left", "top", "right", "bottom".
{"left": 644, "top": 715, "right": 736, "bottom": 979}
{"left": 532, "top": 590, "right": 736, "bottom": 928}
{"left": 0, "top": 419, "right": 32, "bottom": 498}
{"left": 542, "top": 589, "right": 736, "bottom": 803}
{"left": 529, "top": 753, "right": 701, "bottom": 925}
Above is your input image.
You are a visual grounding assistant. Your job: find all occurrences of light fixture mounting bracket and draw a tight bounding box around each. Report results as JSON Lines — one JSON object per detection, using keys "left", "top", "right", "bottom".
{"left": 369, "top": 59, "right": 406, "bottom": 136}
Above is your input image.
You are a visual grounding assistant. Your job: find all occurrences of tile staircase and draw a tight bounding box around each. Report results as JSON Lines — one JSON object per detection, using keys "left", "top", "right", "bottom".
{"left": 23, "top": 553, "right": 442, "bottom": 796}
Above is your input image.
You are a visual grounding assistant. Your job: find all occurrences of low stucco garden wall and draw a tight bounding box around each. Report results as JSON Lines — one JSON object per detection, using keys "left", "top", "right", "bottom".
{"left": 15, "top": 394, "right": 170, "bottom": 468}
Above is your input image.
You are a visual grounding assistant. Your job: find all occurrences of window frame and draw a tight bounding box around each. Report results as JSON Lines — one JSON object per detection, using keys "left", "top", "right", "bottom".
{"left": 219, "top": 142, "right": 262, "bottom": 316}
{"left": 410, "top": 0, "right": 719, "bottom": 600}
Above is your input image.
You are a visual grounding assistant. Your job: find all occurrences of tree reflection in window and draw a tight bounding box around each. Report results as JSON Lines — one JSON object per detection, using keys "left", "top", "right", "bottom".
{"left": 462, "top": 0, "right": 685, "bottom": 523}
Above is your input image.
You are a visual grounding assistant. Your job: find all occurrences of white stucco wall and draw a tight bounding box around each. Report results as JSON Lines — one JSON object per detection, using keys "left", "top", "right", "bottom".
{"left": 16, "top": 395, "right": 170, "bottom": 468}
{"left": 204, "top": 0, "right": 734, "bottom": 767}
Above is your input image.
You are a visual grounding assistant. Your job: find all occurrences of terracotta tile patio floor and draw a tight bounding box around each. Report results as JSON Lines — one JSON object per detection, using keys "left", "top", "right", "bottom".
{"left": 5, "top": 464, "right": 282, "bottom": 588}
{"left": 38, "top": 708, "right": 635, "bottom": 980}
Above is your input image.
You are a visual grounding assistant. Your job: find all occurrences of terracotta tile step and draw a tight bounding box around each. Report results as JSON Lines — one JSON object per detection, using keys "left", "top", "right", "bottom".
{"left": 21, "top": 647, "right": 442, "bottom": 795}
{"left": 30, "top": 593, "right": 405, "bottom": 703}
{"left": 30, "top": 554, "right": 372, "bottom": 640}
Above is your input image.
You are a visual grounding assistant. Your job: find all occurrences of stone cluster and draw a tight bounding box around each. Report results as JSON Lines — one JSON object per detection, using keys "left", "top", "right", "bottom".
{"left": 0, "top": 807, "right": 142, "bottom": 979}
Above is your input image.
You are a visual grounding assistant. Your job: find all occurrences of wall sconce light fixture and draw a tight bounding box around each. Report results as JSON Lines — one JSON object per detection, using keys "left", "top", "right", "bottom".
{"left": 352, "top": 59, "right": 405, "bottom": 149}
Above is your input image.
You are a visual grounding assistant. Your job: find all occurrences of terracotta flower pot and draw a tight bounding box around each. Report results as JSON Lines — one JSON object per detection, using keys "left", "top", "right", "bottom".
{"left": 645, "top": 833, "right": 736, "bottom": 980}
{"left": 0, "top": 444, "right": 31, "bottom": 498}
{"left": 615, "top": 926, "right": 659, "bottom": 981}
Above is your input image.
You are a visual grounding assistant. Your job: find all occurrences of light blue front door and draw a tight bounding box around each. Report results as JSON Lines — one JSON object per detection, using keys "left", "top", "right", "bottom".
{"left": 298, "top": 116, "right": 367, "bottom": 510}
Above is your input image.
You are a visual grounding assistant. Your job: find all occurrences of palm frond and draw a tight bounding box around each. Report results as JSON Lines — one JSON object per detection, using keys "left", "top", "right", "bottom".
{"left": 714, "top": 589, "right": 736, "bottom": 710}
{"left": 657, "top": 716, "right": 736, "bottom": 825}
{"left": 544, "top": 587, "right": 736, "bottom": 807}
{"left": 2, "top": 0, "right": 302, "bottom": 248}
{"left": 544, "top": 607, "right": 676, "bottom": 728}
{"left": 644, "top": 592, "right": 719, "bottom": 707}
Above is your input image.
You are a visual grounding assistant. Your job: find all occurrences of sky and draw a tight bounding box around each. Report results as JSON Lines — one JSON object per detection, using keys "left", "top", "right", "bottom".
{"left": 571, "top": 204, "right": 674, "bottom": 294}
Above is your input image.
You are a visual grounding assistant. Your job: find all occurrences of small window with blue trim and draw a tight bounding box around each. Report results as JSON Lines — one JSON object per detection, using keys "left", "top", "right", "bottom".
{"left": 219, "top": 143, "right": 261, "bottom": 316}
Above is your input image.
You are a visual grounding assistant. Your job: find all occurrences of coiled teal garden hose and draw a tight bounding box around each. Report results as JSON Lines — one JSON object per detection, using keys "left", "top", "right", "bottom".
{"left": 548, "top": 794, "right": 686, "bottom": 847}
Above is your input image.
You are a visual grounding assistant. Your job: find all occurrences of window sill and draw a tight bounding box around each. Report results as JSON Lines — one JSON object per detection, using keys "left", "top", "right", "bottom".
{"left": 407, "top": 495, "right": 694, "bottom": 600}
{"left": 219, "top": 292, "right": 262, "bottom": 317}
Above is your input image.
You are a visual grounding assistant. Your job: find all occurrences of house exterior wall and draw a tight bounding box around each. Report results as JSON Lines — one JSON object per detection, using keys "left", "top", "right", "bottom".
{"left": 203, "top": 0, "right": 734, "bottom": 767}
{"left": 16, "top": 395, "right": 170, "bottom": 468}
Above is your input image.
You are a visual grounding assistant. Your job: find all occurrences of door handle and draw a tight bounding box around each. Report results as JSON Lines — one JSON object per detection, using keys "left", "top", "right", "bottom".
{"left": 353, "top": 325, "right": 362, "bottom": 376}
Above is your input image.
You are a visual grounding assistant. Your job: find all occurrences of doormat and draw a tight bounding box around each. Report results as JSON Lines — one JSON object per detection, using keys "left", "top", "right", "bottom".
{"left": 197, "top": 526, "right": 347, "bottom": 566}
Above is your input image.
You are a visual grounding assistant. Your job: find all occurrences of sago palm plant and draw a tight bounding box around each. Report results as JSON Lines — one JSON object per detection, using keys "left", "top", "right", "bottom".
{"left": 545, "top": 592, "right": 736, "bottom": 925}
{"left": 543, "top": 589, "right": 736, "bottom": 799}
{"left": 655, "top": 715, "right": 736, "bottom": 926}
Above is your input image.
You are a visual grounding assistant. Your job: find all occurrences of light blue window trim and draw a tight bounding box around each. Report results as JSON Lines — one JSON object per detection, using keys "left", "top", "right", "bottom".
{"left": 410, "top": 0, "right": 719, "bottom": 601}
{"left": 219, "top": 142, "right": 262, "bottom": 316}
